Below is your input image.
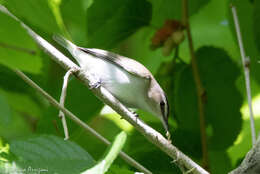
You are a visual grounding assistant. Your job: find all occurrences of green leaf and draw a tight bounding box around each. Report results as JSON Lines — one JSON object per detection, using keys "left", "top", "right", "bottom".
{"left": 48, "top": 0, "right": 70, "bottom": 38}
{"left": 0, "top": 65, "right": 31, "bottom": 93}
{"left": 0, "top": 12, "right": 42, "bottom": 74}
{"left": 71, "top": 116, "right": 123, "bottom": 161}
{"left": 179, "top": 0, "right": 239, "bottom": 62}
{"left": 175, "top": 46, "right": 242, "bottom": 150}
{"left": 60, "top": 0, "right": 91, "bottom": 45}
{"left": 0, "top": 111, "right": 31, "bottom": 139}
{"left": 0, "top": 94, "right": 11, "bottom": 126}
{"left": 86, "top": 0, "right": 152, "bottom": 49}
{"left": 82, "top": 131, "right": 127, "bottom": 174}
{"left": 156, "top": 61, "right": 187, "bottom": 124}
{"left": 10, "top": 135, "right": 95, "bottom": 174}
{"left": 125, "top": 127, "right": 181, "bottom": 174}
{"left": 149, "top": 0, "right": 210, "bottom": 26}
{"left": 4, "top": 0, "right": 60, "bottom": 34}
{"left": 118, "top": 0, "right": 210, "bottom": 74}
{"left": 66, "top": 78, "right": 104, "bottom": 124}
{"left": 253, "top": 0, "right": 260, "bottom": 53}
{"left": 172, "top": 129, "right": 202, "bottom": 159}
{"left": 228, "top": 117, "right": 260, "bottom": 167}
{"left": 209, "top": 150, "right": 232, "bottom": 174}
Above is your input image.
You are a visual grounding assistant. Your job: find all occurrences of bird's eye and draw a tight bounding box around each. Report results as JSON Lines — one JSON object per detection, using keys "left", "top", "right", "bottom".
{"left": 160, "top": 101, "right": 166, "bottom": 118}
{"left": 160, "top": 101, "right": 165, "bottom": 106}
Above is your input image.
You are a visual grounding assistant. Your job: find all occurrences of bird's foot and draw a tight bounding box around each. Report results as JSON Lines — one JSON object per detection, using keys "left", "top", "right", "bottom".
{"left": 131, "top": 111, "right": 139, "bottom": 117}
{"left": 166, "top": 131, "right": 172, "bottom": 143}
{"left": 89, "top": 80, "right": 101, "bottom": 89}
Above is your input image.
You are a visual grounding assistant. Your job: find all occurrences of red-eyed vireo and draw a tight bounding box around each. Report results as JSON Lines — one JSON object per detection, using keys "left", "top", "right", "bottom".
{"left": 53, "top": 35, "right": 170, "bottom": 137}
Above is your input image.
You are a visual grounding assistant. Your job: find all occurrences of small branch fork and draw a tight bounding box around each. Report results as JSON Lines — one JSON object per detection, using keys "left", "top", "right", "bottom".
{"left": 59, "top": 68, "right": 78, "bottom": 140}
{"left": 0, "top": 5, "right": 209, "bottom": 174}
{"left": 231, "top": 5, "right": 256, "bottom": 145}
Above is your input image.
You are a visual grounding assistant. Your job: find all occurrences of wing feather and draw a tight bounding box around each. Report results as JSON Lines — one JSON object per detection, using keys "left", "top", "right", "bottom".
{"left": 78, "top": 47, "right": 152, "bottom": 81}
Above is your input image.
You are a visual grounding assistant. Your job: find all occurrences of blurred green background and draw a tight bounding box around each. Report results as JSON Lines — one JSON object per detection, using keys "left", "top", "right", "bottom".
{"left": 0, "top": 0, "right": 260, "bottom": 173}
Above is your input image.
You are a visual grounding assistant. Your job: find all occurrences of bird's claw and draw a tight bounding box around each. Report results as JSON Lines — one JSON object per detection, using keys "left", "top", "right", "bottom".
{"left": 89, "top": 80, "right": 101, "bottom": 89}
{"left": 131, "top": 111, "right": 139, "bottom": 117}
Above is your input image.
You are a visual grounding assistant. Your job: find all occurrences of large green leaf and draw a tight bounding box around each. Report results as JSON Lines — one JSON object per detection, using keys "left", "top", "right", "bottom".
{"left": 9, "top": 135, "right": 95, "bottom": 174}
{"left": 0, "top": 88, "right": 41, "bottom": 139}
{"left": 0, "top": 94, "right": 11, "bottom": 126}
{"left": 253, "top": 0, "right": 260, "bottom": 53}
{"left": 86, "top": 0, "right": 152, "bottom": 49}
{"left": 209, "top": 150, "right": 232, "bottom": 174}
{"left": 36, "top": 77, "right": 104, "bottom": 136}
{"left": 4, "top": 0, "right": 60, "bottom": 34}
{"left": 149, "top": 0, "right": 210, "bottom": 26}
{"left": 82, "top": 131, "right": 127, "bottom": 174}
{"left": 0, "top": 65, "right": 32, "bottom": 93}
{"left": 0, "top": 12, "right": 42, "bottom": 74}
{"left": 60, "top": 0, "right": 91, "bottom": 46}
{"left": 175, "top": 46, "right": 242, "bottom": 150}
{"left": 65, "top": 78, "right": 103, "bottom": 124}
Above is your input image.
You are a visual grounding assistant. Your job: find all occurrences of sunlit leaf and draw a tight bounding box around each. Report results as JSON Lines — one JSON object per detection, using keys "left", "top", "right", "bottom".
{"left": 82, "top": 131, "right": 127, "bottom": 174}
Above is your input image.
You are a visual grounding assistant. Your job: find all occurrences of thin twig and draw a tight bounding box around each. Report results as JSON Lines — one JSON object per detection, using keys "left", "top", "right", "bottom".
{"left": 59, "top": 69, "right": 76, "bottom": 140}
{"left": 1, "top": 5, "right": 209, "bottom": 174}
{"left": 231, "top": 5, "right": 256, "bottom": 145}
{"left": 182, "top": 0, "right": 209, "bottom": 170}
{"left": 13, "top": 69, "right": 153, "bottom": 174}
{"left": 0, "top": 42, "right": 36, "bottom": 55}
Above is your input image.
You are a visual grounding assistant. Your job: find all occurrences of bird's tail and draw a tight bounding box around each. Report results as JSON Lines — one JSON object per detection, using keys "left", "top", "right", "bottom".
{"left": 53, "top": 34, "right": 76, "bottom": 54}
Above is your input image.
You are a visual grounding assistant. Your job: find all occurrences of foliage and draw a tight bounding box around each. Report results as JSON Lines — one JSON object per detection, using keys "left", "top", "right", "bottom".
{"left": 0, "top": 0, "right": 259, "bottom": 173}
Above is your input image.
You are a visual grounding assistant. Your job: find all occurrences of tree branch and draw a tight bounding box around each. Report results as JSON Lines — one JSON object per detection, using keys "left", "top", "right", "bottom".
{"left": 0, "top": 5, "right": 209, "bottom": 174}
{"left": 231, "top": 4, "right": 256, "bottom": 145}
{"left": 229, "top": 136, "right": 260, "bottom": 174}
{"left": 182, "top": 0, "right": 209, "bottom": 170}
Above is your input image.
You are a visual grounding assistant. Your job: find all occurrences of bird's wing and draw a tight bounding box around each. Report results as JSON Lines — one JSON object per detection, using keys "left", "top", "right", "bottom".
{"left": 78, "top": 47, "right": 153, "bottom": 81}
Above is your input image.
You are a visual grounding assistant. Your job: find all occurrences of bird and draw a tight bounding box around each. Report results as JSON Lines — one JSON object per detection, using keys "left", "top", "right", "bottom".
{"left": 53, "top": 35, "right": 170, "bottom": 139}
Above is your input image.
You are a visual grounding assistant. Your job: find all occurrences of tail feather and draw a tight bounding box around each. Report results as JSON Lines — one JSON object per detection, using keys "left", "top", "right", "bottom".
{"left": 53, "top": 34, "right": 76, "bottom": 53}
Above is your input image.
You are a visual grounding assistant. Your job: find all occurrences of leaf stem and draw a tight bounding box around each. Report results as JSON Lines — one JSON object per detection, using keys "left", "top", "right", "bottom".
{"left": 182, "top": 0, "right": 209, "bottom": 170}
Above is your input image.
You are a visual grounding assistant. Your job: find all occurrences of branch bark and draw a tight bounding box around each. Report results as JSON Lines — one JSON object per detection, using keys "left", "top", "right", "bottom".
{"left": 229, "top": 136, "right": 260, "bottom": 174}
{"left": 0, "top": 5, "right": 209, "bottom": 174}
{"left": 182, "top": 0, "right": 209, "bottom": 170}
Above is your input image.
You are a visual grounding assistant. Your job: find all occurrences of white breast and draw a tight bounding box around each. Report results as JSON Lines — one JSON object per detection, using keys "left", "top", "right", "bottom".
{"left": 79, "top": 53, "right": 147, "bottom": 108}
